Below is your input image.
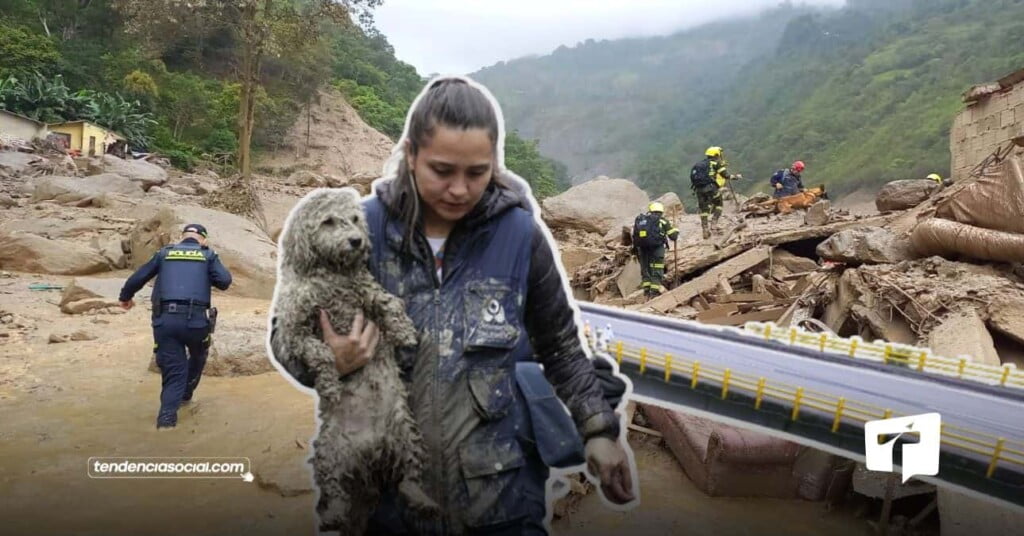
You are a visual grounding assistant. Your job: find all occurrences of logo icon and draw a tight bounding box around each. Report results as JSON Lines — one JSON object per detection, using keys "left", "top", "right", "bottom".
{"left": 864, "top": 413, "right": 941, "bottom": 483}
{"left": 482, "top": 298, "right": 506, "bottom": 324}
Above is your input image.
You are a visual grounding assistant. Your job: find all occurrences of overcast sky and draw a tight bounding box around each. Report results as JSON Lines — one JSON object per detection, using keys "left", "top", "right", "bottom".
{"left": 373, "top": 0, "right": 845, "bottom": 76}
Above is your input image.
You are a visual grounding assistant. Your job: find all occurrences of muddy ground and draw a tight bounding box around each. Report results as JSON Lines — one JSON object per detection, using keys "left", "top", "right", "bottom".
{"left": 0, "top": 269, "right": 876, "bottom": 535}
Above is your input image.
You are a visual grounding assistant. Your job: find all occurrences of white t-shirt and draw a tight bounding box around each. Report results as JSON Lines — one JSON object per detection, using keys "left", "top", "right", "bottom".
{"left": 426, "top": 236, "right": 446, "bottom": 281}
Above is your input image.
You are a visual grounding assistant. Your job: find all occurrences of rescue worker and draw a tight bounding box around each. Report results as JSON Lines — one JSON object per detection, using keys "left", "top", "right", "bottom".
{"left": 632, "top": 201, "right": 679, "bottom": 299}
{"left": 271, "top": 76, "right": 635, "bottom": 535}
{"left": 771, "top": 160, "right": 806, "bottom": 198}
{"left": 691, "top": 146, "right": 740, "bottom": 239}
{"left": 926, "top": 173, "right": 942, "bottom": 184}
{"left": 119, "top": 224, "right": 232, "bottom": 429}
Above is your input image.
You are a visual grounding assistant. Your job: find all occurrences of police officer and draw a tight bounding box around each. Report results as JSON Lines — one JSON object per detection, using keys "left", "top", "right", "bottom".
{"left": 119, "top": 224, "right": 232, "bottom": 429}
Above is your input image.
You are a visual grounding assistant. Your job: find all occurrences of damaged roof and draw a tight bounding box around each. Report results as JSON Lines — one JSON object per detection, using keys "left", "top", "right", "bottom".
{"left": 962, "top": 65, "right": 1024, "bottom": 103}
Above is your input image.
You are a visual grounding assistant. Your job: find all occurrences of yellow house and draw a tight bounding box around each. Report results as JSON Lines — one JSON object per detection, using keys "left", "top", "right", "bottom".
{"left": 48, "top": 121, "right": 124, "bottom": 156}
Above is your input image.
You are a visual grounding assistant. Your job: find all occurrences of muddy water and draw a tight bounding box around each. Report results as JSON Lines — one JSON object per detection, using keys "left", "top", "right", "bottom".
{"left": 1, "top": 276, "right": 870, "bottom": 535}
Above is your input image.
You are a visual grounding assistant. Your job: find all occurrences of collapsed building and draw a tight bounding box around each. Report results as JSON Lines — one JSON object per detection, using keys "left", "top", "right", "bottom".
{"left": 545, "top": 68, "right": 1024, "bottom": 534}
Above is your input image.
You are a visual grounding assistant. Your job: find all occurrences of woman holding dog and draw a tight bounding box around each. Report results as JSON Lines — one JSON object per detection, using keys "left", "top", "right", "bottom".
{"left": 280, "top": 76, "right": 636, "bottom": 535}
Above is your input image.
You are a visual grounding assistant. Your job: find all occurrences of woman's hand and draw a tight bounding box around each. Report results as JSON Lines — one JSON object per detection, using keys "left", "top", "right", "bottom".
{"left": 319, "top": 309, "right": 379, "bottom": 376}
{"left": 584, "top": 436, "right": 636, "bottom": 505}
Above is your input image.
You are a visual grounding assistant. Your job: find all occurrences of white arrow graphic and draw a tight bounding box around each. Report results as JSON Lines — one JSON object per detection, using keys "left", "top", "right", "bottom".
{"left": 241, "top": 471, "right": 254, "bottom": 482}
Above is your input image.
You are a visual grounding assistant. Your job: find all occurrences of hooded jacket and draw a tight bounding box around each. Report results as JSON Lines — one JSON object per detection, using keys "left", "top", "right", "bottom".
{"left": 273, "top": 176, "right": 622, "bottom": 532}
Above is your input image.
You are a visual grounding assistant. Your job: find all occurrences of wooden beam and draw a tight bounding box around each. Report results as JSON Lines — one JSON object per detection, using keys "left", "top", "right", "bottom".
{"left": 702, "top": 306, "right": 788, "bottom": 326}
{"left": 649, "top": 246, "right": 771, "bottom": 312}
{"left": 696, "top": 304, "right": 739, "bottom": 322}
{"left": 717, "top": 292, "right": 774, "bottom": 303}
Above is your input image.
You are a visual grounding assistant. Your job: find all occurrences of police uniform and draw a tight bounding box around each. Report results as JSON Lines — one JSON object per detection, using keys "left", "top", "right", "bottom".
{"left": 119, "top": 224, "right": 232, "bottom": 428}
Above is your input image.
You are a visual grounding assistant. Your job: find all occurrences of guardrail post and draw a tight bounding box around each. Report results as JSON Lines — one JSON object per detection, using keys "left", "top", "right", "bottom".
{"left": 987, "top": 439, "right": 1006, "bottom": 478}
{"left": 755, "top": 377, "right": 766, "bottom": 409}
{"left": 849, "top": 338, "right": 858, "bottom": 357}
{"left": 764, "top": 323, "right": 773, "bottom": 340}
{"left": 664, "top": 354, "right": 673, "bottom": 382}
{"left": 958, "top": 358, "right": 967, "bottom": 379}
{"left": 791, "top": 387, "right": 804, "bottom": 421}
{"left": 639, "top": 347, "right": 648, "bottom": 374}
{"left": 884, "top": 344, "right": 892, "bottom": 365}
{"left": 819, "top": 333, "right": 828, "bottom": 352}
{"left": 917, "top": 351, "right": 927, "bottom": 372}
{"left": 1000, "top": 365, "right": 1011, "bottom": 387}
{"left": 721, "top": 369, "right": 732, "bottom": 399}
{"left": 789, "top": 328, "right": 797, "bottom": 345}
{"left": 832, "top": 397, "right": 846, "bottom": 433}
{"left": 691, "top": 361, "right": 701, "bottom": 389}
{"left": 615, "top": 341, "right": 624, "bottom": 365}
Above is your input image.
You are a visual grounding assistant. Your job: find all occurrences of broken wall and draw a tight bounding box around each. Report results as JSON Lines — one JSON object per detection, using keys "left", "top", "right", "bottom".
{"left": 950, "top": 68, "right": 1024, "bottom": 181}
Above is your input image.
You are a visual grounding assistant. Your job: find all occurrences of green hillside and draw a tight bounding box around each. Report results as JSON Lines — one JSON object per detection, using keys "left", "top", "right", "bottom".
{"left": 474, "top": 0, "right": 1024, "bottom": 198}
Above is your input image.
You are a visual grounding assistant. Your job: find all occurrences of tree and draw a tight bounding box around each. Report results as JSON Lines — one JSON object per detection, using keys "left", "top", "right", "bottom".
{"left": 115, "top": 0, "right": 382, "bottom": 179}
{"left": 505, "top": 130, "right": 564, "bottom": 199}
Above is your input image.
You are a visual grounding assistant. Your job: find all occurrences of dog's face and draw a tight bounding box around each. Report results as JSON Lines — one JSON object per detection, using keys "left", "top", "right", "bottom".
{"left": 282, "top": 188, "right": 370, "bottom": 273}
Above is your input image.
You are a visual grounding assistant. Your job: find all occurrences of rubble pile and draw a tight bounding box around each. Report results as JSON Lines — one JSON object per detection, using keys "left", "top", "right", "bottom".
{"left": 545, "top": 147, "right": 1024, "bottom": 520}
{"left": 552, "top": 148, "right": 1024, "bottom": 366}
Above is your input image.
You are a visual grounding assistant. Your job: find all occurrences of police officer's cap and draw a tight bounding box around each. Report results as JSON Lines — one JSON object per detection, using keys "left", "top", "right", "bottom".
{"left": 183, "top": 223, "right": 208, "bottom": 238}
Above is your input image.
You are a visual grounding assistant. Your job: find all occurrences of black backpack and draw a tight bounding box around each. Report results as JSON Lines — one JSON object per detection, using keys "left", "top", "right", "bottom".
{"left": 632, "top": 213, "right": 664, "bottom": 248}
{"left": 690, "top": 158, "right": 716, "bottom": 190}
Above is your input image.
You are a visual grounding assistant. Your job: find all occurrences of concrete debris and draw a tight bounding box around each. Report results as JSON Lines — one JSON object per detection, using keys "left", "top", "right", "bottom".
{"left": 816, "top": 228, "right": 915, "bottom": 265}
{"left": 804, "top": 200, "right": 830, "bottom": 226}
{"left": 875, "top": 179, "right": 939, "bottom": 212}
{"left": 929, "top": 310, "right": 1002, "bottom": 366}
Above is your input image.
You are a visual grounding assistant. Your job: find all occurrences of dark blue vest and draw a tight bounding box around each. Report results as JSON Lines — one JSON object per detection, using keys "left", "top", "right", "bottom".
{"left": 363, "top": 194, "right": 584, "bottom": 530}
{"left": 155, "top": 242, "right": 213, "bottom": 304}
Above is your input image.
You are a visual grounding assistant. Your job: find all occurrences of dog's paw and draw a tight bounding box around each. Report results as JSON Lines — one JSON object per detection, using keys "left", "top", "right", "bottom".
{"left": 398, "top": 479, "right": 440, "bottom": 518}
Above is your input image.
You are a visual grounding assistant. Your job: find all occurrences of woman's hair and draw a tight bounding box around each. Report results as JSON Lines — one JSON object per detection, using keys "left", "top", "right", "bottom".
{"left": 386, "top": 77, "right": 509, "bottom": 248}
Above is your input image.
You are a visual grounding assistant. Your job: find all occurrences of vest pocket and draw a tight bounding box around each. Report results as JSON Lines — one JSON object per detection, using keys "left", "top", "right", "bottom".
{"left": 464, "top": 278, "right": 521, "bottom": 351}
{"left": 468, "top": 367, "right": 514, "bottom": 422}
{"left": 458, "top": 436, "right": 526, "bottom": 528}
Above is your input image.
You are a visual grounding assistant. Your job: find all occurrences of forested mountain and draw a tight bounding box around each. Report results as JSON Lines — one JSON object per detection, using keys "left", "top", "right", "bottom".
{"left": 474, "top": 0, "right": 1024, "bottom": 197}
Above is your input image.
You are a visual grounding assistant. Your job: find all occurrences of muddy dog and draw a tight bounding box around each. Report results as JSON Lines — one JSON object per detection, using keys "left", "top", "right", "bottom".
{"left": 269, "top": 187, "right": 436, "bottom": 533}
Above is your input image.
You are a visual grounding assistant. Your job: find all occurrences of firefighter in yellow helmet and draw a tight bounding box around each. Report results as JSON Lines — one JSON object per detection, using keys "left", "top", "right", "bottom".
{"left": 632, "top": 201, "right": 679, "bottom": 299}
{"left": 926, "top": 173, "right": 942, "bottom": 184}
{"left": 690, "top": 146, "right": 741, "bottom": 239}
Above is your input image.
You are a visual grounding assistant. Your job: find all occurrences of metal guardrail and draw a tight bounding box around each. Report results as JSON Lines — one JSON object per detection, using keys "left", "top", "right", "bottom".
{"left": 744, "top": 322, "right": 1024, "bottom": 389}
{"left": 577, "top": 302, "right": 1024, "bottom": 509}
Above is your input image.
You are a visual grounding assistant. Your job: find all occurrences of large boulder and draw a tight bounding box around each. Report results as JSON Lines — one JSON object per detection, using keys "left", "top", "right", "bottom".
{"left": 260, "top": 193, "right": 303, "bottom": 244}
{"left": 0, "top": 151, "right": 39, "bottom": 175}
{"left": 875, "top": 179, "right": 939, "bottom": 212}
{"left": 32, "top": 174, "right": 144, "bottom": 205}
{"left": 60, "top": 276, "right": 149, "bottom": 314}
{"left": 128, "top": 205, "right": 278, "bottom": 299}
{"left": 816, "top": 228, "right": 915, "bottom": 265}
{"left": 541, "top": 177, "right": 649, "bottom": 234}
{"left": 0, "top": 232, "right": 111, "bottom": 275}
{"left": 652, "top": 192, "right": 685, "bottom": 216}
{"left": 147, "top": 313, "right": 272, "bottom": 376}
{"left": 86, "top": 155, "right": 167, "bottom": 191}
